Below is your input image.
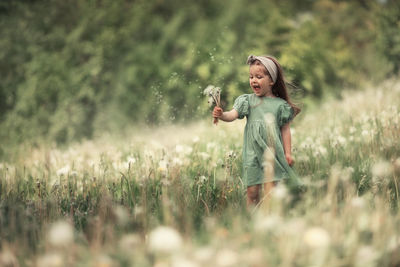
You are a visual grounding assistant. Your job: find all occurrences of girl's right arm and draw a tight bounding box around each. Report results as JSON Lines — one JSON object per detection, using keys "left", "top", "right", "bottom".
{"left": 213, "top": 106, "right": 239, "bottom": 122}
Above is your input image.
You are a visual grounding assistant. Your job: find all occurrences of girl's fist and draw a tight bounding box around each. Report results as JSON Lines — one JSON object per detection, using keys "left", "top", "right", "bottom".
{"left": 285, "top": 154, "right": 294, "bottom": 166}
{"left": 213, "top": 106, "right": 223, "bottom": 118}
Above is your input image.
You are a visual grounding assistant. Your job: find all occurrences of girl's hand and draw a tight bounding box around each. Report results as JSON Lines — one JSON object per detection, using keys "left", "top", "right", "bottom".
{"left": 212, "top": 106, "right": 223, "bottom": 118}
{"left": 285, "top": 154, "right": 294, "bottom": 166}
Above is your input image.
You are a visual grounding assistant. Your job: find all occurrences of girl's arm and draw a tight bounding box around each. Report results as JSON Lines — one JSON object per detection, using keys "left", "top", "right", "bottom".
{"left": 213, "top": 107, "right": 239, "bottom": 122}
{"left": 281, "top": 123, "right": 294, "bottom": 166}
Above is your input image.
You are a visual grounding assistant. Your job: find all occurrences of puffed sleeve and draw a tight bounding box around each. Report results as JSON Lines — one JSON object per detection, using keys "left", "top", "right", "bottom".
{"left": 278, "top": 102, "right": 294, "bottom": 127}
{"left": 233, "top": 94, "right": 250, "bottom": 119}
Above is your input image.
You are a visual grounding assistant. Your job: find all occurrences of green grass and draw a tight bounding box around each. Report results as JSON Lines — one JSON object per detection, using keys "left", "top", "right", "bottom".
{"left": 0, "top": 80, "right": 400, "bottom": 266}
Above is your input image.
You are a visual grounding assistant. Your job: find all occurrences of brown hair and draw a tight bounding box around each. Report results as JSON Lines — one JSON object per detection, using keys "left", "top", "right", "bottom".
{"left": 250, "top": 56, "right": 301, "bottom": 116}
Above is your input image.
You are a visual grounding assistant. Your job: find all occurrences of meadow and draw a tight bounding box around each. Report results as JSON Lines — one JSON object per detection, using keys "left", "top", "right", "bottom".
{"left": 1, "top": 80, "right": 400, "bottom": 267}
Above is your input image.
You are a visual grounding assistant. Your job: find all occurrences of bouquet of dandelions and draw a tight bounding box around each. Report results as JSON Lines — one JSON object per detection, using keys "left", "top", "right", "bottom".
{"left": 203, "top": 85, "right": 221, "bottom": 125}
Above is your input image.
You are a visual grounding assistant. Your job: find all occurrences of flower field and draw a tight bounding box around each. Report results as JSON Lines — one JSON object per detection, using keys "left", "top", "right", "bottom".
{"left": 1, "top": 80, "right": 400, "bottom": 266}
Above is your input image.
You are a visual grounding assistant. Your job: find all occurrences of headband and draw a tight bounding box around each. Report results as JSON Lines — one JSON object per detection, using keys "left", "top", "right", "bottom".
{"left": 246, "top": 55, "right": 278, "bottom": 83}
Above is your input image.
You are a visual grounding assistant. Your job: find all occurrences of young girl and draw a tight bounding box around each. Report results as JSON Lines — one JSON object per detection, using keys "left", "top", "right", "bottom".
{"left": 213, "top": 55, "right": 301, "bottom": 207}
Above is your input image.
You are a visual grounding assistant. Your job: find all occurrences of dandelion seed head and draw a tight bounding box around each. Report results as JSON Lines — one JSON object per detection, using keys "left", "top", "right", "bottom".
{"left": 303, "top": 227, "right": 330, "bottom": 248}
{"left": 148, "top": 226, "right": 183, "bottom": 254}
{"left": 272, "top": 184, "right": 288, "bottom": 200}
{"left": 56, "top": 165, "right": 70, "bottom": 176}
{"left": 48, "top": 221, "right": 74, "bottom": 247}
{"left": 371, "top": 160, "right": 393, "bottom": 178}
{"left": 350, "top": 197, "right": 366, "bottom": 209}
{"left": 158, "top": 159, "right": 168, "bottom": 173}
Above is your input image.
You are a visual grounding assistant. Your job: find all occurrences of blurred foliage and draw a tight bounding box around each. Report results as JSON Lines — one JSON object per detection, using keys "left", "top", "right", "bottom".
{"left": 0, "top": 0, "right": 398, "bottom": 145}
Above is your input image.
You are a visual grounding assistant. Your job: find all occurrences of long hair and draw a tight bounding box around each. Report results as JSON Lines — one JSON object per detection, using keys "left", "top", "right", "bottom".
{"left": 250, "top": 56, "right": 301, "bottom": 116}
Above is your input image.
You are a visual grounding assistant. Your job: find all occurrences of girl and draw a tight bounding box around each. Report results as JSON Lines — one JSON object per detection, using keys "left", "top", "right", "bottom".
{"left": 213, "top": 55, "right": 301, "bottom": 207}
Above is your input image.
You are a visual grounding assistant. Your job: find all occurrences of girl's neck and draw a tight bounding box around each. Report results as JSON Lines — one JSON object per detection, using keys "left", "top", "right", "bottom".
{"left": 259, "top": 93, "right": 277, "bottom": 98}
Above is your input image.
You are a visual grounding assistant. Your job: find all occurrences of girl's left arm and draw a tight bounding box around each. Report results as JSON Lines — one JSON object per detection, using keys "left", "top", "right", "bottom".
{"left": 281, "top": 123, "right": 294, "bottom": 166}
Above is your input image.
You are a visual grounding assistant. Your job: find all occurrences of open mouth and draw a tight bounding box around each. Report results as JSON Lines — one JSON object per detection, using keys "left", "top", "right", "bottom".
{"left": 253, "top": 85, "right": 261, "bottom": 91}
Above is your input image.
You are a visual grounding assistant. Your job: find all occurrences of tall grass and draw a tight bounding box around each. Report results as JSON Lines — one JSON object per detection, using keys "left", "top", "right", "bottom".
{"left": 0, "top": 80, "right": 400, "bottom": 266}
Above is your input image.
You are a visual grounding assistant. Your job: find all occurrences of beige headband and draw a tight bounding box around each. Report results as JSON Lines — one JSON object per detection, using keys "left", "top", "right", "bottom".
{"left": 246, "top": 55, "right": 278, "bottom": 83}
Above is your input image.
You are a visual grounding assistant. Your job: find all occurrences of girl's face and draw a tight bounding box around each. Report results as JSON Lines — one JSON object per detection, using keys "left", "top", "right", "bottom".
{"left": 249, "top": 64, "right": 274, "bottom": 97}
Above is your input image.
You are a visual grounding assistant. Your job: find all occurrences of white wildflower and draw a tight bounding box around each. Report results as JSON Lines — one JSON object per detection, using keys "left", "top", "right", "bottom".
{"left": 127, "top": 156, "right": 136, "bottom": 165}
{"left": 371, "top": 160, "right": 393, "bottom": 178}
{"left": 192, "top": 136, "right": 200, "bottom": 143}
{"left": 148, "top": 226, "right": 183, "bottom": 254}
{"left": 175, "top": 145, "right": 184, "bottom": 153}
{"left": 272, "top": 183, "right": 288, "bottom": 200}
{"left": 56, "top": 165, "right": 70, "bottom": 176}
{"left": 199, "top": 175, "right": 208, "bottom": 183}
{"left": 303, "top": 227, "right": 330, "bottom": 248}
{"left": 337, "top": 135, "right": 347, "bottom": 146}
{"left": 48, "top": 221, "right": 74, "bottom": 247}
{"left": 158, "top": 159, "right": 168, "bottom": 173}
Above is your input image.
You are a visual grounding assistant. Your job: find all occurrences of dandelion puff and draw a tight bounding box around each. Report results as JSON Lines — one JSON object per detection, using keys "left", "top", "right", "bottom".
{"left": 350, "top": 197, "right": 366, "bottom": 209}
{"left": 371, "top": 160, "right": 393, "bottom": 178}
{"left": 158, "top": 159, "right": 169, "bottom": 173}
{"left": 48, "top": 221, "right": 74, "bottom": 247}
{"left": 303, "top": 227, "right": 330, "bottom": 248}
{"left": 192, "top": 136, "right": 200, "bottom": 143}
{"left": 148, "top": 226, "right": 183, "bottom": 254}
{"left": 56, "top": 165, "right": 70, "bottom": 176}
{"left": 271, "top": 183, "right": 288, "bottom": 200}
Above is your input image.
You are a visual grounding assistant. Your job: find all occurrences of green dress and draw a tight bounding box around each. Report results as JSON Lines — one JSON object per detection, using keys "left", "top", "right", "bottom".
{"left": 233, "top": 94, "right": 299, "bottom": 187}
